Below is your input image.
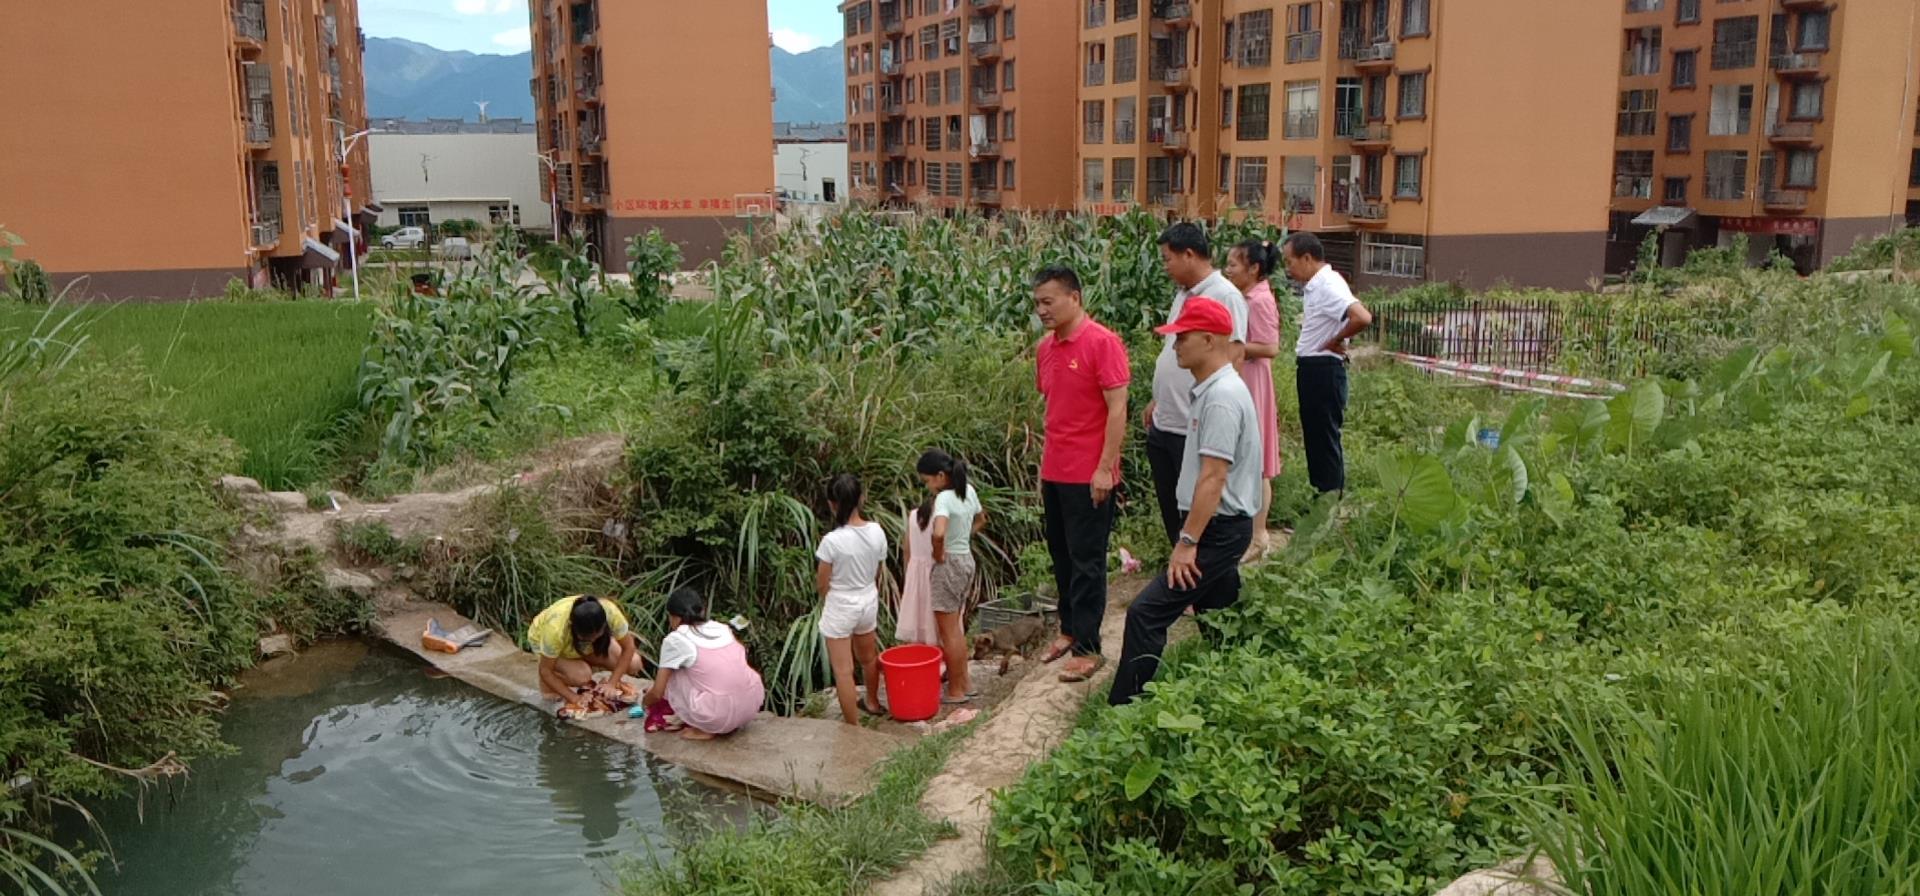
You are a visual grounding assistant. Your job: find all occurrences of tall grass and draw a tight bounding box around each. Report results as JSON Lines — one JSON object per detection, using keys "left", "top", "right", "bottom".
{"left": 1532, "top": 622, "right": 1920, "bottom": 896}
{"left": 0, "top": 300, "right": 372, "bottom": 489}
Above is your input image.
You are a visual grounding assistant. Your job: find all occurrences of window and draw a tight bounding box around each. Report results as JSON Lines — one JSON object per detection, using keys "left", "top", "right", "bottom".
{"left": 1394, "top": 153, "right": 1423, "bottom": 198}
{"left": 1003, "top": 160, "right": 1016, "bottom": 188}
{"left": 1618, "top": 89, "right": 1657, "bottom": 136}
{"left": 1222, "top": 88, "right": 1234, "bottom": 127}
{"left": 925, "top": 117, "right": 942, "bottom": 150}
{"left": 1708, "top": 84, "right": 1753, "bottom": 135}
{"left": 1285, "top": 81, "right": 1319, "bottom": 138}
{"left": 921, "top": 26, "right": 937, "bottom": 60}
{"left": 1705, "top": 150, "right": 1748, "bottom": 199}
{"left": 1286, "top": 3, "right": 1320, "bottom": 63}
{"left": 1004, "top": 59, "right": 1017, "bottom": 90}
{"left": 945, "top": 162, "right": 962, "bottom": 197}
{"left": 1668, "top": 113, "right": 1693, "bottom": 152}
{"left": 1115, "top": 35, "right": 1138, "bottom": 82}
{"left": 907, "top": 118, "right": 918, "bottom": 144}
{"left": 947, "top": 116, "right": 961, "bottom": 148}
{"left": 1785, "top": 148, "right": 1818, "bottom": 188}
{"left": 1663, "top": 176, "right": 1689, "bottom": 203}
{"left": 1626, "top": 0, "right": 1662, "bottom": 11}
{"left": 1672, "top": 49, "right": 1697, "bottom": 87}
{"left": 1797, "top": 10, "right": 1829, "bottom": 50}
{"left": 1367, "top": 75, "right": 1388, "bottom": 119}
{"left": 1113, "top": 158, "right": 1136, "bottom": 201}
{"left": 1236, "top": 84, "right": 1271, "bottom": 140}
{"left": 1086, "top": 0, "right": 1105, "bottom": 28}
{"left": 1234, "top": 156, "right": 1268, "bottom": 207}
{"left": 1712, "top": 16, "right": 1758, "bottom": 69}
{"left": 1085, "top": 42, "right": 1105, "bottom": 86}
{"left": 399, "top": 205, "right": 430, "bottom": 228}
{"left": 1283, "top": 156, "right": 1316, "bottom": 213}
{"left": 1239, "top": 9, "right": 1273, "bottom": 67}
{"left": 1790, "top": 81, "right": 1822, "bottom": 119}
{"left": 1676, "top": 0, "right": 1699, "bottom": 24}
{"left": 946, "top": 67, "right": 961, "bottom": 104}
{"left": 1115, "top": 96, "right": 1138, "bottom": 143}
{"left": 1003, "top": 110, "right": 1016, "bottom": 141}
{"left": 1614, "top": 151, "right": 1654, "bottom": 197}
{"left": 1402, "top": 0, "right": 1429, "bottom": 37}
{"left": 1397, "top": 72, "right": 1427, "bottom": 118}
{"left": 1083, "top": 99, "right": 1105, "bottom": 144}
{"left": 1117, "top": 0, "right": 1138, "bottom": 22}
{"left": 927, "top": 162, "right": 943, "bottom": 195}
{"left": 1083, "top": 158, "right": 1105, "bottom": 202}
{"left": 1219, "top": 154, "right": 1232, "bottom": 194}
{"left": 1625, "top": 26, "right": 1662, "bottom": 76}
{"left": 1362, "top": 154, "right": 1384, "bottom": 197}
{"left": 927, "top": 71, "right": 940, "bottom": 107}
{"left": 1911, "top": 149, "right": 1920, "bottom": 187}
{"left": 1364, "top": 233, "right": 1426, "bottom": 278}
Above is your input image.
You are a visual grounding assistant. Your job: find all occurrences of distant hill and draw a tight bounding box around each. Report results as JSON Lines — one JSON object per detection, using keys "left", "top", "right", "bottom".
{"left": 362, "top": 36, "right": 846, "bottom": 125}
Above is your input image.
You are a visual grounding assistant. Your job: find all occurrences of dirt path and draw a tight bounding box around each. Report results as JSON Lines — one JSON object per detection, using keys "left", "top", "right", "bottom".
{"left": 868, "top": 576, "right": 1152, "bottom": 896}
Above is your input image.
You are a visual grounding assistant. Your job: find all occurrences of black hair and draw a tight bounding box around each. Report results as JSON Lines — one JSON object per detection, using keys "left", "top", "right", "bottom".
{"left": 1157, "top": 222, "right": 1210, "bottom": 258}
{"left": 826, "top": 473, "right": 865, "bottom": 530}
{"left": 1031, "top": 264, "right": 1082, "bottom": 294}
{"left": 570, "top": 595, "right": 612, "bottom": 658}
{"left": 665, "top": 587, "right": 709, "bottom": 627}
{"left": 915, "top": 449, "right": 971, "bottom": 526}
{"left": 1284, "top": 231, "right": 1327, "bottom": 262}
{"left": 1232, "top": 238, "right": 1281, "bottom": 280}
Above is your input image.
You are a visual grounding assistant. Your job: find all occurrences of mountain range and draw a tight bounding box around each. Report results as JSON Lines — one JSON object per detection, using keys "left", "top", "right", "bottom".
{"left": 363, "top": 36, "right": 845, "bottom": 124}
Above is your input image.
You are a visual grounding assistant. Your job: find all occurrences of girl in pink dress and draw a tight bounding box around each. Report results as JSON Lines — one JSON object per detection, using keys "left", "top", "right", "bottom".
{"left": 895, "top": 500, "right": 939, "bottom": 646}
{"left": 1226, "top": 239, "right": 1286, "bottom": 560}
{"left": 639, "top": 588, "right": 765, "bottom": 739}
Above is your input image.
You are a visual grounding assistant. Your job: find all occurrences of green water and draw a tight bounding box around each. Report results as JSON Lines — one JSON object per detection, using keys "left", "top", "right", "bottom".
{"left": 74, "top": 643, "right": 755, "bottom": 895}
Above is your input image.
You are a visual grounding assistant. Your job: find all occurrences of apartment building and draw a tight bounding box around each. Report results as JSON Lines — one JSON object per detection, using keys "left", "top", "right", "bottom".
{"left": 1078, "top": 0, "right": 1621, "bottom": 290}
{"left": 531, "top": 0, "right": 775, "bottom": 265}
{"left": 0, "top": 0, "right": 373, "bottom": 298}
{"left": 841, "top": 0, "right": 1078, "bottom": 212}
{"left": 1610, "top": 0, "right": 1920, "bottom": 273}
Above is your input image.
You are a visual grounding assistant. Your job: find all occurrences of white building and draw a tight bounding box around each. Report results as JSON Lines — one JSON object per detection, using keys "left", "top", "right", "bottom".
{"left": 368, "top": 118, "right": 552, "bottom": 233}
{"left": 774, "top": 123, "right": 847, "bottom": 207}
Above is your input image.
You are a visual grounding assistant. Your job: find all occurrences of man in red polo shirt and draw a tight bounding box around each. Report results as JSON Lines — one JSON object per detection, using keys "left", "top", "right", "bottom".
{"left": 1032, "top": 264, "right": 1131, "bottom": 684}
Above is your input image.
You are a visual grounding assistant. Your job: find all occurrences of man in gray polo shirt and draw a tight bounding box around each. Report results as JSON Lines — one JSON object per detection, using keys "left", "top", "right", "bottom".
{"left": 1143, "top": 222, "right": 1248, "bottom": 546}
{"left": 1111, "top": 296, "right": 1261, "bottom": 706}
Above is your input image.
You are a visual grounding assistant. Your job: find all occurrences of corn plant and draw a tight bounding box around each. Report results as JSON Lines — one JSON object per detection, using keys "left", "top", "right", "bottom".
{"left": 623, "top": 228, "right": 680, "bottom": 322}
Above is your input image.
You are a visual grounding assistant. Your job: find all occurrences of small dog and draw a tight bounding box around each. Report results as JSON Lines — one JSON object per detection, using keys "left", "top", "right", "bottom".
{"left": 973, "top": 616, "right": 1050, "bottom": 675}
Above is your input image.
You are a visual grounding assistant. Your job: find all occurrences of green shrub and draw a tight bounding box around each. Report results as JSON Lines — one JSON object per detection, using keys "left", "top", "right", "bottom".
{"left": 623, "top": 228, "right": 681, "bottom": 322}
{"left": 5, "top": 259, "right": 52, "bottom": 305}
{"left": 430, "top": 486, "right": 619, "bottom": 640}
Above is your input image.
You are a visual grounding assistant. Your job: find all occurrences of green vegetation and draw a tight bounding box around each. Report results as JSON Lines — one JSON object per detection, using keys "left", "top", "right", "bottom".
{"left": 0, "top": 300, "right": 372, "bottom": 490}
{"left": 621, "top": 722, "right": 972, "bottom": 896}
{"left": 1830, "top": 225, "right": 1920, "bottom": 273}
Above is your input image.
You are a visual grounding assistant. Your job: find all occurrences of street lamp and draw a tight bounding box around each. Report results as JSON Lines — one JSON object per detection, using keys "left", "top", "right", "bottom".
{"left": 533, "top": 150, "right": 561, "bottom": 242}
{"left": 330, "top": 118, "right": 381, "bottom": 302}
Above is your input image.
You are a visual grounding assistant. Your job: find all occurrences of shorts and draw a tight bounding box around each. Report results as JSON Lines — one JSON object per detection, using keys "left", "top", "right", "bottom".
{"left": 818, "top": 592, "right": 879, "bottom": 640}
{"left": 929, "top": 553, "right": 976, "bottom": 615}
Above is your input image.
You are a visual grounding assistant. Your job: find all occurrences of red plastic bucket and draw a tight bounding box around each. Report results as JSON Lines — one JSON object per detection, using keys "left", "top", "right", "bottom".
{"left": 879, "top": 644, "right": 944, "bottom": 722}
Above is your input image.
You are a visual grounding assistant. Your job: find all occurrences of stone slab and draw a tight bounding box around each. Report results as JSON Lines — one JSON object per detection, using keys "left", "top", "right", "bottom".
{"left": 375, "top": 599, "right": 908, "bottom": 808}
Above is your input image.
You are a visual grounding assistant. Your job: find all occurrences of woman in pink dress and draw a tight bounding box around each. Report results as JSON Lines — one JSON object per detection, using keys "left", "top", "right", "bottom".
{"left": 895, "top": 500, "right": 939, "bottom": 646}
{"left": 639, "top": 588, "right": 765, "bottom": 739}
{"left": 1226, "top": 239, "right": 1286, "bottom": 561}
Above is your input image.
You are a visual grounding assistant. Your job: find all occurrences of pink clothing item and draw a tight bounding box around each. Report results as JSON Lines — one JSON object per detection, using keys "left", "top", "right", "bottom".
{"left": 663, "top": 631, "right": 765, "bottom": 735}
{"left": 895, "top": 505, "right": 939, "bottom": 646}
{"left": 1242, "top": 279, "right": 1284, "bottom": 479}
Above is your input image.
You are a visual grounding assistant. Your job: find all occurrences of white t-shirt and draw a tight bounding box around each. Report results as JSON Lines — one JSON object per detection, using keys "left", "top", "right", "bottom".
{"left": 815, "top": 522, "right": 888, "bottom": 601}
{"left": 658, "top": 620, "right": 736, "bottom": 670}
{"left": 1152, "top": 269, "right": 1249, "bottom": 435}
{"left": 1296, "top": 264, "right": 1360, "bottom": 359}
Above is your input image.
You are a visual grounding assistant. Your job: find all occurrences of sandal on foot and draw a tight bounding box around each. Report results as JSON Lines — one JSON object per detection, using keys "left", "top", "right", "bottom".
{"left": 1040, "top": 639, "right": 1074, "bottom": 664}
{"left": 1057, "top": 657, "right": 1105, "bottom": 683}
{"left": 941, "top": 694, "right": 972, "bottom": 706}
{"left": 860, "top": 701, "right": 887, "bottom": 718}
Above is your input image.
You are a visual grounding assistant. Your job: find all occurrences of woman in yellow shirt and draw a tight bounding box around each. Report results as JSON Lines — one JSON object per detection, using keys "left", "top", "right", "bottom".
{"left": 527, "top": 594, "right": 646, "bottom": 717}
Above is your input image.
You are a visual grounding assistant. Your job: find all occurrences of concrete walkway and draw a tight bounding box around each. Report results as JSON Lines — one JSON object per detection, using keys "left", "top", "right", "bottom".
{"left": 373, "top": 586, "right": 909, "bottom": 808}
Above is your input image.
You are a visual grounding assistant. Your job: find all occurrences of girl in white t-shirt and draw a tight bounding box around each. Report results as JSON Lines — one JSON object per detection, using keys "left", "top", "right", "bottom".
{"left": 815, "top": 474, "right": 889, "bottom": 724}
{"left": 640, "top": 587, "right": 765, "bottom": 739}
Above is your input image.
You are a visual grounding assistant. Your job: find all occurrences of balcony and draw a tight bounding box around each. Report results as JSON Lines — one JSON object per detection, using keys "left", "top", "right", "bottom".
{"left": 1085, "top": 62, "right": 1106, "bottom": 86}
{"left": 1160, "top": 66, "right": 1192, "bottom": 90}
{"left": 575, "top": 77, "right": 601, "bottom": 104}
{"left": 1146, "top": 184, "right": 1175, "bottom": 207}
{"left": 1114, "top": 120, "right": 1138, "bottom": 143}
{"left": 251, "top": 214, "right": 283, "bottom": 249}
{"left": 581, "top": 191, "right": 605, "bottom": 209}
{"left": 1779, "top": 0, "right": 1824, "bottom": 8}
{"left": 1767, "top": 120, "right": 1816, "bottom": 144}
{"left": 971, "top": 0, "right": 1002, "bottom": 10}
{"left": 1770, "top": 52, "right": 1822, "bottom": 76}
{"left": 583, "top": 133, "right": 604, "bottom": 156}
{"left": 882, "top": 16, "right": 904, "bottom": 37}
{"left": 244, "top": 65, "right": 272, "bottom": 100}
{"left": 973, "top": 188, "right": 1002, "bottom": 205}
{"left": 1763, "top": 188, "right": 1810, "bottom": 210}
{"left": 1349, "top": 121, "right": 1391, "bottom": 148}
{"left": 882, "top": 98, "right": 906, "bottom": 116}
{"left": 881, "top": 58, "right": 902, "bottom": 76}
{"left": 1153, "top": 2, "right": 1195, "bottom": 29}
{"left": 885, "top": 140, "right": 906, "bottom": 157}
{"left": 973, "top": 87, "right": 1002, "bottom": 108}
{"left": 1159, "top": 130, "right": 1190, "bottom": 152}
{"left": 1285, "top": 31, "right": 1321, "bottom": 64}
{"left": 245, "top": 117, "right": 273, "bottom": 148}
{"left": 971, "top": 40, "right": 1001, "bottom": 61}
{"left": 972, "top": 141, "right": 1002, "bottom": 157}
{"left": 321, "top": 13, "right": 338, "bottom": 48}
{"left": 1351, "top": 201, "right": 1389, "bottom": 224}
{"left": 233, "top": 1, "right": 267, "bottom": 48}
{"left": 1354, "top": 42, "right": 1396, "bottom": 70}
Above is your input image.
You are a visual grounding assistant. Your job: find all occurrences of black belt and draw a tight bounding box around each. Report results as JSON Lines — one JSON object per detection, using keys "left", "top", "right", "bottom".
{"left": 1296, "top": 355, "right": 1348, "bottom": 367}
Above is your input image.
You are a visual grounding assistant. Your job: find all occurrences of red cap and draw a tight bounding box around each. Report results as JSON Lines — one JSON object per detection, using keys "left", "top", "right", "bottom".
{"left": 1155, "top": 296, "right": 1234, "bottom": 337}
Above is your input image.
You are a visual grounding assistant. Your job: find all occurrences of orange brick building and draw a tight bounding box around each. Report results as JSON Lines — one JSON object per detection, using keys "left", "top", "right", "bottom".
{"left": 530, "top": 0, "right": 775, "bottom": 265}
{"left": 0, "top": 0, "right": 373, "bottom": 298}
{"left": 1609, "top": 0, "right": 1920, "bottom": 273}
{"left": 840, "top": 0, "right": 1079, "bottom": 211}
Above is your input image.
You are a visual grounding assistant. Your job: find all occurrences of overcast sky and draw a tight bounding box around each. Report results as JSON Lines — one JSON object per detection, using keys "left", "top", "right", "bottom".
{"left": 359, "top": 0, "right": 843, "bottom": 55}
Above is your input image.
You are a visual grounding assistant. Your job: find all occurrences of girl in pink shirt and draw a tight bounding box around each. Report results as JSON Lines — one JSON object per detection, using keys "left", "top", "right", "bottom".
{"left": 1226, "top": 239, "right": 1286, "bottom": 559}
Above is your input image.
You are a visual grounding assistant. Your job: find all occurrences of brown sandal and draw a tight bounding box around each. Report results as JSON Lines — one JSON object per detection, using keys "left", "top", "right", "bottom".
{"left": 1057, "top": 656, "right": 1105, "bottom": 683}
{"left": 1040, "top": 638, "right": 1074, "bottom": 664}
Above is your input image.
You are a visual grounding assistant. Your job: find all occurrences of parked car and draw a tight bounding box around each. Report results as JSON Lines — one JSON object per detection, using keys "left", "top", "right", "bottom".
{"left": 382, "top": 226, "right": 427, "bottom": 249}
{"left": 437, "top": 237, "right": 473, "bottom": 261}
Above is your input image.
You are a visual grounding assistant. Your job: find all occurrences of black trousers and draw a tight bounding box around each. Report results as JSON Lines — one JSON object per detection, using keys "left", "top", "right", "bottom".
{"left": 1144, "top": 425, "right": 1187, "bottom": 545}
{"left": 1296, "top": 356, "right": 1350, "bottom": 494}
{"left": 1041, "top": 480, "right": 1115, "bottom": 658}
{"left": 1109, "top": 515, "right": 1254, "bottom": 705}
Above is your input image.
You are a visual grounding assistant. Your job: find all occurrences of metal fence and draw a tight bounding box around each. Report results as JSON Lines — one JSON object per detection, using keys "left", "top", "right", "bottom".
{"left": 1361, "top": 294, "right": 1682, "bottom": 380}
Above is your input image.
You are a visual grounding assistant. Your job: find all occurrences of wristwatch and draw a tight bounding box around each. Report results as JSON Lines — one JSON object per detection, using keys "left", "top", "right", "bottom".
{"left": 1177, "top": 532, "right": 1200, "bottom": 547}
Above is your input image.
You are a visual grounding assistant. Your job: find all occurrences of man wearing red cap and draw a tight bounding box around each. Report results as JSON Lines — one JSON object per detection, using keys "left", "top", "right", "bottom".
{"left": 1110, "top": 296, "right": 1262, "bottom": 706}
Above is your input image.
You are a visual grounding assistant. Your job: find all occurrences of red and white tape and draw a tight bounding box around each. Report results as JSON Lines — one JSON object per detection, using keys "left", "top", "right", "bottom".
{"left": 1390, "top": 352, "right": 1627, "bottom": 400}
